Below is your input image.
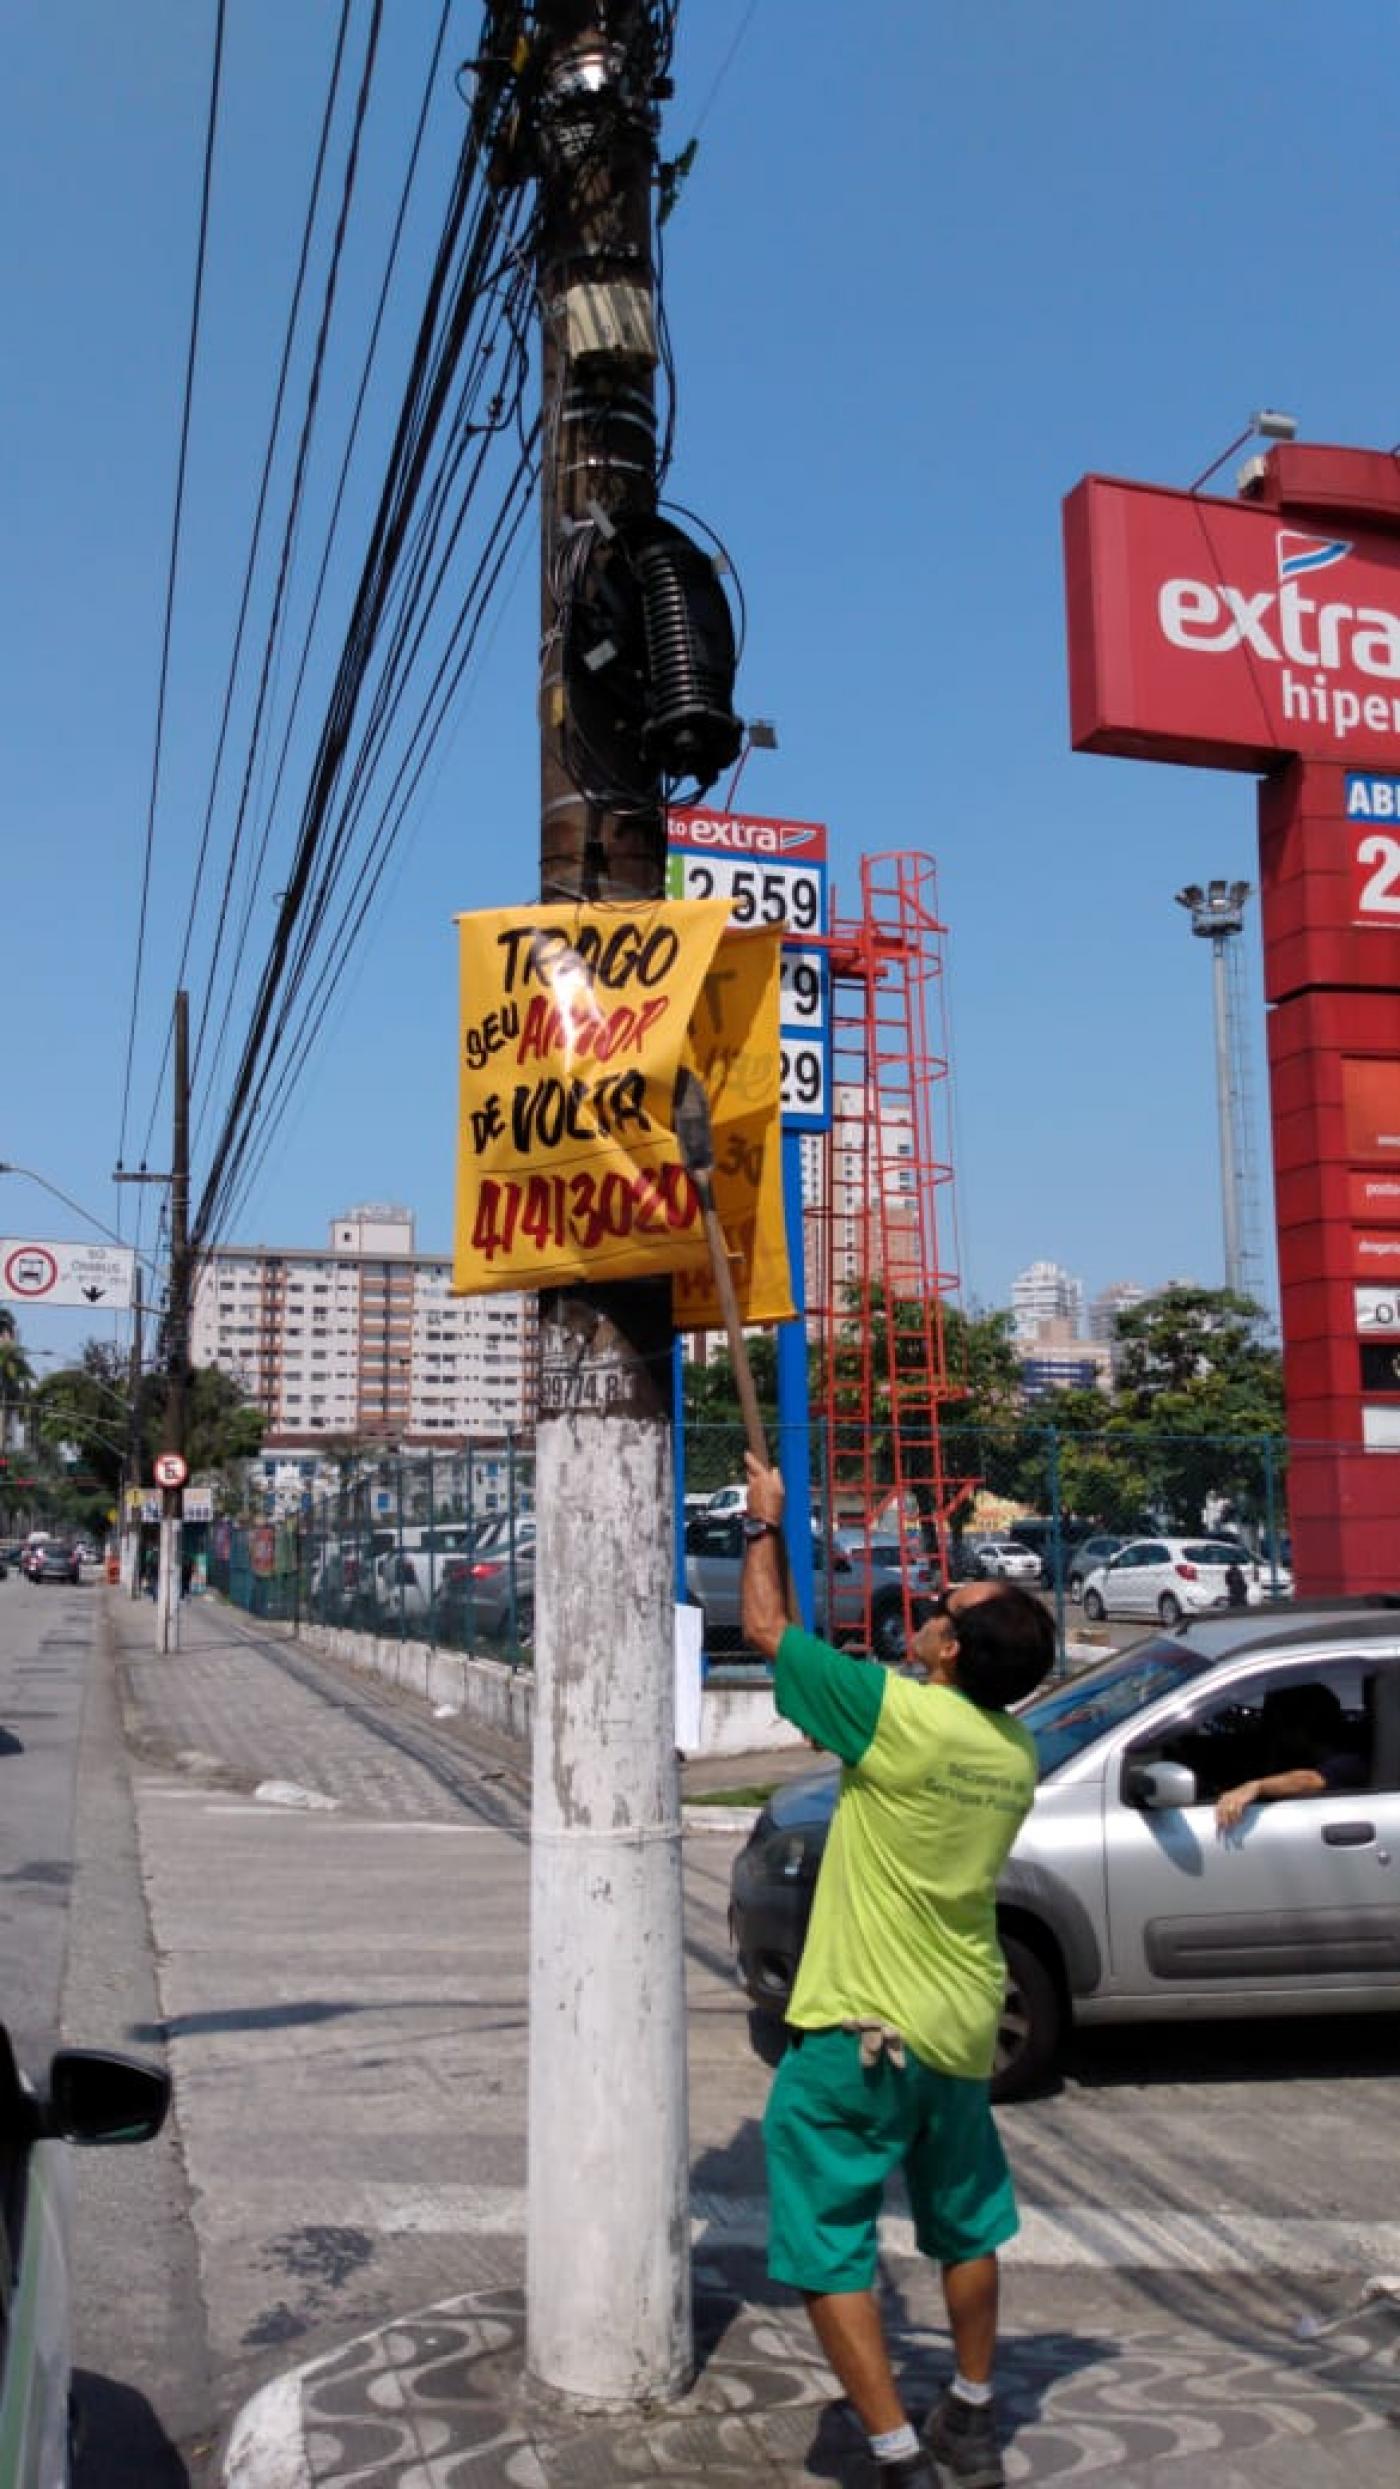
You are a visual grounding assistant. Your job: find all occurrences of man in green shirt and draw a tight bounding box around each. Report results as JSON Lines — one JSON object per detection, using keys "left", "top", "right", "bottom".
{"left": 740, "top": 1455, "right": 1054, "bottom": 2489}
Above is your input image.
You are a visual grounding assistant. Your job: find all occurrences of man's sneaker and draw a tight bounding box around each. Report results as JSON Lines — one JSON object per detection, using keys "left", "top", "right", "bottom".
{"left": 873, "top": 2454, "right": 937, "bottom": 2489}
{"left": 922, "top": 2385, "right": 1004, "bottom": 2488}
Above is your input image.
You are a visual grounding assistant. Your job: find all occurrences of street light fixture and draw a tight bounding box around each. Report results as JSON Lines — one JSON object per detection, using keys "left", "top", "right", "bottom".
{"left": 720, "top": 715, "right": 778, "bottom": 812}
{"left": 1189, "top": 408, "right": 1298, "bottom": 497}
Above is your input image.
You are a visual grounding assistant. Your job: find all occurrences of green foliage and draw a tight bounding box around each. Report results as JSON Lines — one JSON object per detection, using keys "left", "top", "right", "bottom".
{"left": 683, "top": 1281, "right": 1284, "bottom": 1540}
{"left": 0, "top": 1308, "right": 34, "bottom": 1405}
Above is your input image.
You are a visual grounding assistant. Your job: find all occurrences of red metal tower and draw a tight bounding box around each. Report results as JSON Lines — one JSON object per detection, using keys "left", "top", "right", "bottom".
{"left": 810, "top": 852, "right": 976, "bottom": 1615}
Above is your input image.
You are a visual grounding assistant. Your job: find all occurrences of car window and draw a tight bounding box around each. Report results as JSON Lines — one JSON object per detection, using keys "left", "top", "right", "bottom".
{"left": 1108, "top": 1545, "right": 1142, "bottom": 1569}
{"left": 1020, "top": 1639, "right": 1212, "bottom": 1777}
{"left": 1184, "top": 1542, "right": 1251, "bottom": 1567}
{"left": 1130, "top": 1658, "right": 1394, "bottom": 1800}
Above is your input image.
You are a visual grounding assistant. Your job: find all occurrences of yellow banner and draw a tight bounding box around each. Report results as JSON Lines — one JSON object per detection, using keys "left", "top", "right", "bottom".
{"left": 673, "top": 932, "right": 793, "bottom": 1330}
{"left": 454, "top": 900, "right": 787, "bottom": 1317}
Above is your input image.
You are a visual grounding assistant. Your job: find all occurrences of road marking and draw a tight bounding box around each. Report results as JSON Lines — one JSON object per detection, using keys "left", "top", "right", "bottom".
{"left": 137, "top": 1786, "right": 513, "bottom": 1830}
{"left": 360, "top": 2184, "right": 1400, "bottom": 2273}
{"left": 196, "top": 1808, "right": 512, "bottom": 1831}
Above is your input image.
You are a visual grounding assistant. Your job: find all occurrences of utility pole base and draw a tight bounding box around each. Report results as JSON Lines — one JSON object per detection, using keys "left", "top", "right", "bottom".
{"left": 525, "top": 1403, "right": 691, "bottom": 2405}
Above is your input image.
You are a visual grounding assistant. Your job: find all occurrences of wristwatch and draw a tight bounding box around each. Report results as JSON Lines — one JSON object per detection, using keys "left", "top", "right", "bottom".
{"left": 741, "top": 1517, "right": 781, "bottom": 1543}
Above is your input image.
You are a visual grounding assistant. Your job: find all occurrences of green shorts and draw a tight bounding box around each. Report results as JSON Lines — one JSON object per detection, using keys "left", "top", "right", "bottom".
{"left": 763, "top": 2027, "right": 1019, "bottom": 2295}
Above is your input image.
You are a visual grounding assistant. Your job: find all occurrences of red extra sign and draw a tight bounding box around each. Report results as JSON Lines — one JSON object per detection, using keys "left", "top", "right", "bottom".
{"left": 1065, "top": 476, "right": 1400, "bottom": 772}
{"left": 667, "top": 806, "right": 827, "bottom": 861}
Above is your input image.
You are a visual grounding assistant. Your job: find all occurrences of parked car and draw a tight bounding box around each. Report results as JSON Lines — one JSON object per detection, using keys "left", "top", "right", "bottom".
{"left": 702, "top": 1483, "right": 748, "bottom": 1516}
{"left": 1007, "top": 1518, "right": 1094, "bottom": 1573}
{"left": 970, "top": 1539, "right": 1042, "bottom": 1585}
{"left": 1080, "top": 1537, "right": 1292, "bottom": 1627}
{"left": 834, "top": 1531, "right": 938, "bottom": 1593}
{"left": 26, "top": 1542, "right": 81, "bottom": 1587}
{"left": 0, "top": 2022, "right": 169, "bottom": 2485}
{"left": 1063, "top": 1534, "right": 1128, "bottom": 1601}
{"left": 730, "top": 1603, "right": 1400, "bottom": 2098}
{"left": 434, "top": 1543, "right": 535, "bottom": 1650}
{"left": 684, "top": 1511, "right": 928, "bottom": 1664}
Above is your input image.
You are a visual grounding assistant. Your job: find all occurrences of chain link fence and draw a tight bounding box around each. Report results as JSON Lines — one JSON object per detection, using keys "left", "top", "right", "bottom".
{"left": 208, "top": 1441, "right": 538, "bottom": 1661}
{"left": 200, "top": 1418, "right": 1331, "bottom": 1666}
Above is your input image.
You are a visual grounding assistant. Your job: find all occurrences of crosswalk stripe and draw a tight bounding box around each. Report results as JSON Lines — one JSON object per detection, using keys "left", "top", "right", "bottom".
{"left": 358, "top": 2183, "right": 1400, "bottom": 2273}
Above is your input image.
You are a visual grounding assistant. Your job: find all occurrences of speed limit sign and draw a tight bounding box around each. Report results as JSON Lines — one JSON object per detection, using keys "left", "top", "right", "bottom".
{"left": 152, "top": 1452, "right": 189, "bottom": 1490}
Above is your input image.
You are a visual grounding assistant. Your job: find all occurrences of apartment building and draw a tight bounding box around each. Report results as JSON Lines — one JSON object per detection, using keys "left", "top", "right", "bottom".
{"left": 1010, "top": 1258, "right": 1085, "bottom": 1345}
{"left": 189, "top": 1204, "right": 535, "bottom": 1449}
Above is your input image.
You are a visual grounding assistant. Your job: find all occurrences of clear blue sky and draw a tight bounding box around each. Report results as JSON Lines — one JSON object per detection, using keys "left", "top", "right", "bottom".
{"left": 4, "top": 0, "right": 1396, "bottom": 1366}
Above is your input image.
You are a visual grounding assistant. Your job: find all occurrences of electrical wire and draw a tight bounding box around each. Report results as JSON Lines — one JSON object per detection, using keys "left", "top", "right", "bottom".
{"left": 214, "top": 446, "right": 539, "bottom": 1242}
{"left": 180, "top": 5, "right": 689, "bottom": 1261}
{"left": 149, "top": 0, "right": 361, "bottom": 1153}
{"left": 117, "top": 0, "right": 227, "bottom": 1172}
{"left": 192, "top": 0, "right": 458, "bottom": 1146}
{"left": 189, "top": 93, "right": 539, "bottom": 1254}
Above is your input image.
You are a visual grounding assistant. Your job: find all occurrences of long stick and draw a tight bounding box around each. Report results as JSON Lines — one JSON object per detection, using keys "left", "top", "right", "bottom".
{"left": 675, "top": 1070, "right": 796, "bottom": 1622}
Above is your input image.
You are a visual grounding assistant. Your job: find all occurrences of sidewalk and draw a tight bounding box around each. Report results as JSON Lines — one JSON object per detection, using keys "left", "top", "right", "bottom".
{"left": 225, "top": 2258, "right": 1400, "bottom": 2486}
{"left": 108, "top": 1596, "right": 1400, "bottom": 2486}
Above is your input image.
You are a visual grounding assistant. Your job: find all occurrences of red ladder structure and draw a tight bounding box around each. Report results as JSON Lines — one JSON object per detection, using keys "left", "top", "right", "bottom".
{"left": 810, "top": 852, "right": 976, "bottom": 1614}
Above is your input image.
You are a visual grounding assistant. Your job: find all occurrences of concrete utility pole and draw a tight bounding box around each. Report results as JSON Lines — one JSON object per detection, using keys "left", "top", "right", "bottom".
{"left": 157, "top": 989, "right": 190, "bottom": 1652}
{"left": 525, "top": 3, "right": 692, "bottom": 2405}
{"left": 122, "top": 1291, "right": 145, "bottom": 1595}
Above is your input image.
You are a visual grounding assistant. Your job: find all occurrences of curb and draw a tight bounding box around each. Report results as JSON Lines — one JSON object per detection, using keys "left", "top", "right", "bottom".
{"left": 681, "top": 1804, "right": 761, "bottom": 1832}
{"left": 224, "top": 2369, "right": 309, "bottom": 2489}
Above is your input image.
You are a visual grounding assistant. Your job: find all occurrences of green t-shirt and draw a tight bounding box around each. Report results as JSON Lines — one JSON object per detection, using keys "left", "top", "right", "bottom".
{"left": 774, "top": 1626, "right": 1038, "bottom": 2080}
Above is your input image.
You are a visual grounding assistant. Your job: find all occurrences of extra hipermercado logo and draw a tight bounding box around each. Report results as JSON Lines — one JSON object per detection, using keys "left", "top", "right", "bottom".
{"left": 1154, "top": 530, "right": 1400, "bottom": 745}
{"left": 1066, "top": 476, "right": 1400, "bottom": 770}
{"left": 667, "top": 806, "right": 828, "bottom": 860}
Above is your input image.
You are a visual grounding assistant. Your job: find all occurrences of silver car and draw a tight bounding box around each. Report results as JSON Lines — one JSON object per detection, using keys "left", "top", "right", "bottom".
{"left": 0, "top": 2026, "right": 169, "bottom": 2484}
{"left": 972, "top": 1539, "right": 1042, "bottom": 1584}
{"left": 730, "top": 1604, "right": 1400, "bottom": 2096}
{"left": 684, "top": 1511, "right": 923, "bottom": 1664}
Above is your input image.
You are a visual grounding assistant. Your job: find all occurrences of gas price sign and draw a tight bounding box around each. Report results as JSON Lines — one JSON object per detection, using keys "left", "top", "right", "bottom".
{"left": 667, "top": 808, "right": 830, "bottom": 1132}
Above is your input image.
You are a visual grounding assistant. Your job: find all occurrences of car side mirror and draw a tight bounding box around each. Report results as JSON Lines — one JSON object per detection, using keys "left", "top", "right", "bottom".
{"left": 43, "top": 2048, "right": 171, "bottom": 2146}
{"left": 1124, "top": 1760, "right": 1199, "bottom": 1811}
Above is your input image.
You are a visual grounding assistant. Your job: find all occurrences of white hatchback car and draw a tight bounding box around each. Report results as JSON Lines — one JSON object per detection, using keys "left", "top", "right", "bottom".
{"left": 972, "top": 1539, "right": 1042, "bottom": 1584}
{"left": 1081, "top": 1537, "right": 1290, "bottom": 1628}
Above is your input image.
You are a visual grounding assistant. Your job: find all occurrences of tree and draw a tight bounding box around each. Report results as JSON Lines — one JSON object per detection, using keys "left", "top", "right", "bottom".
{"left": 1113, "top": 1285, "right": 1279, "bottom": 1410}
{"left": 138, "top": 1363, "right": 265, "bottom": 1506}
{"left": 1109, "top": 1286, "right": 1283, "bottom": 1531}
{"left": 682, "top": 1332, "right": 780, "bottom": 1490}
{"left": 0, "top": 1308, "right": 33, "bottom": 1409}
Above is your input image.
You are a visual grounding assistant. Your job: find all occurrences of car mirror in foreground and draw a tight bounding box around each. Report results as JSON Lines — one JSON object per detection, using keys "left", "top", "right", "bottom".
{"left": 1124, "top": 1760, "right": 1198, "bottom": 1812}
{"left": 44, "top": 2048, "right": 171, "bottom": 2146}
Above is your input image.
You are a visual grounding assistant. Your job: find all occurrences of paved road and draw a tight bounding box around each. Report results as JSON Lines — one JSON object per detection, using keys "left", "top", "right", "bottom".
{"left": 0, "top": 1566, "right": 93, "bottom": 2064}
{"left": 7, "top": 1583, "right": 1398, "bottom": 2483}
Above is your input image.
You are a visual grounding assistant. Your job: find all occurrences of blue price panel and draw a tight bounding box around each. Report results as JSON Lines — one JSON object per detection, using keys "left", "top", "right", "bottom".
{"left": 667, "top": 847, "right": 831, "bottom": 1132}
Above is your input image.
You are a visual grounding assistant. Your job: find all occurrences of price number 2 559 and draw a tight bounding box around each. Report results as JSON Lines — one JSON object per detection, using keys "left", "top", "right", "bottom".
{"left": 682, "top": 856, "right": 822, "bottom": 934}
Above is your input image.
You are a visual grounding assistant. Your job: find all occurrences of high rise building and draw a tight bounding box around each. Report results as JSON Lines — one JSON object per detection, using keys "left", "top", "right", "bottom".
{"left": 818, "top": 1083, "right": 919, "bottom": 1305}
{"left": 1010, "top": 1259, "right": 1084, "bottom": 1344}
{"left": 1088, "top": 1279, "right": 1147, "bottom": 1345}
{"left": 189, "top": 1204, "right": 535, "bottom": 1450}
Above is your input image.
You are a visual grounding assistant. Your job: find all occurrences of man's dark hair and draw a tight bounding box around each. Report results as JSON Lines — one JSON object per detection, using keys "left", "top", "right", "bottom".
{"left": 952, "top": 1586, "right": 1055, "bottom": 1711}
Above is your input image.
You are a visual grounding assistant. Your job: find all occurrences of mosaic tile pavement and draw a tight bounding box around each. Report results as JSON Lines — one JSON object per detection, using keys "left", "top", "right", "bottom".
{"left": 276, "top": 2273, "right": 1400, "bottom": 2487}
